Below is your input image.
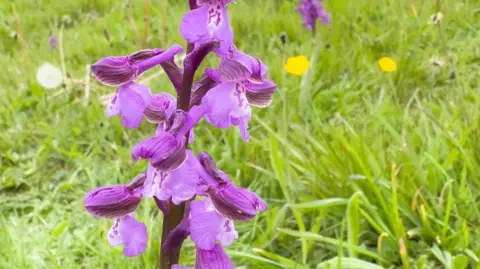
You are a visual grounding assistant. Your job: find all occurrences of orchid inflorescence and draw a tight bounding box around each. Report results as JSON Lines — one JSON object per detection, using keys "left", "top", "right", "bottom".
{"left": 84, "top": 1, "right": 276, "bottom": 268}
{"left": 297, "top": 0, "right": 330, "bottom": 31}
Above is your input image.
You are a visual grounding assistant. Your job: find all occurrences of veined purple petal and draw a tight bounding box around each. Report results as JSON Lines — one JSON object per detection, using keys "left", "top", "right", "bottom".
{"left": 132, "top": 132, "right": 186, "bottom": 171}
{"left": 244, "top": 79, "right": 277, "bottom": 108}
{"left": 92, "top": 56, "right": 137, "bottom": 86}
{"left": 144, "top": 93, "right": 176, "bottom": 124}
{"left": 111, "top": 82, "right": 152, "bottom": 129}
{"left": 158, "top": 150, "right": 200, "bottom": 205}
{"left": 202, "top": 82, "right": 251, "bottom": 142}
{"left": 143, "top": 164, "right": 162, "bottom": 198}
{"left": 180, "top": 2, "right": 233, "bottom": 55}
{"left": 189, "top": 199, "right": 238, "bottom": 250}
{"left": 108, "top": 215, "right": 148, "bottom": 257}
{"left": 218, "top": 50, "right": 268, "bottom": 83}
{"left": 207, "top": 182, "right": 267, "bottom": 221}
{"left": 195, "top": 244, "right": 234, "bottom": 269}
{"left": 84, "top": 185, "right": 141, "bottom": 219}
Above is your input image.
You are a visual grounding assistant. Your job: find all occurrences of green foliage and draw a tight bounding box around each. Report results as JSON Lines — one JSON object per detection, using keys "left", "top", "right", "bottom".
{"left": 1, "top": 0, "right": 479, "bottom": 268}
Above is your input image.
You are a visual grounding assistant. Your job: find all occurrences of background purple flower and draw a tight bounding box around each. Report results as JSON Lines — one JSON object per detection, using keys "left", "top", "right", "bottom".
{"left": 297, "top": 0, "right": 330, "bottom": 31}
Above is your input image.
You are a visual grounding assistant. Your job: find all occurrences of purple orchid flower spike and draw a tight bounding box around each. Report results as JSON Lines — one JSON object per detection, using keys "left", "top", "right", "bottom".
{"left": 297, "top": 0, "right": 331, "bottom": 31}
{"left": 91, "top": 45, "right": 183, "bottom": 86}
{"left": 180, "top": 0, "right": 234, "bottom": 55}
{"left": 85, "top": 0, "right": 274, "bottom": 265}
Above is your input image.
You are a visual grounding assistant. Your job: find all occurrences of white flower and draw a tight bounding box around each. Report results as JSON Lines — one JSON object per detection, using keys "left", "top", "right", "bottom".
{"left": 36, "top": 63, "right": 63, "bottom": 89}
{"left": 429, "top": 12, "right": 444, "bottom": 25}
{"left": 430, "top": 56, "right": 444, "bottom": 67}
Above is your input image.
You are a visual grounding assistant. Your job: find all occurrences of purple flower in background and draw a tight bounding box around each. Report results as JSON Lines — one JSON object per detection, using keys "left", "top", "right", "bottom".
{"left": 297, "top": 0, "right": 330, "bottom": 31}
{"left": 49, "top": 36, "right": 57, "bottom": 49}
{"left": 180, "top": 0, "right": 234, "bottom": 55}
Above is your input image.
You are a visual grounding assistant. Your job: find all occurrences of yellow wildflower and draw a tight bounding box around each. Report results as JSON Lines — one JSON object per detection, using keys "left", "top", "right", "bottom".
{"left": 284, "top": 56, "right": 310, "bottom": 76}
{"left": 378, "top": 57, "right": 397, "bottom": 72}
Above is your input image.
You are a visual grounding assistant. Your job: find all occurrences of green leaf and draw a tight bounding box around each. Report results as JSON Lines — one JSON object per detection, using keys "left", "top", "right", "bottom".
{"left": 453, "top": 255, "right": 468, "bottom": 269}
{"left": 289, "top": 198, "right": 348, "bottom": 210}
{"left": 347, "top": 192, "right": 362, "bottom": 257}
{"left": 317, "top": 257, "right": 385, "bottom": 269}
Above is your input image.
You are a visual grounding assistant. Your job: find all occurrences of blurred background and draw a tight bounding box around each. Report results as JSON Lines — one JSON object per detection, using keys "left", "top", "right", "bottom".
{"left": 1, "top": 0, "right": 479, "bottom": 268}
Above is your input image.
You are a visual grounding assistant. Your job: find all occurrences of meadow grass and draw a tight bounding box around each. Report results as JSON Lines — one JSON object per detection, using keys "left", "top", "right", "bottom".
{"left": 1, "top": 0, "right": 479, "bottom": 268}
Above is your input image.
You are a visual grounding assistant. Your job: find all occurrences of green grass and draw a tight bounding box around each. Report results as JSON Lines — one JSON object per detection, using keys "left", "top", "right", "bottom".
{"left": 1, "top": 0, "right": 479, "bottom": 268}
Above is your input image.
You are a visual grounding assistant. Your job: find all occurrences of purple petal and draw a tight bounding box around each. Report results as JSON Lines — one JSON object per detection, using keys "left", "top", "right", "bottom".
{"left": 143, "top": 164, "right": 162, "bottom": 198}
{"left": 189, "top": 199, "right": 237, "bottom": 250}
{"left": 189, "top": 199, "right": 223, "bottom": 250}
{"left": 84, "top": 185, "right": 141, "bottom": 219}
{"left": 120, "top": 215, "right": 148, "bottom": 257}
{"left": 115, "top": 82, "right": 152, "bottom": 129}
{"left": 180, "top": 3, "right": 233, "bottom": 55}
{"left": 202, "top": 82, "right": 251, "bottom": 131}
{"left": 180, "top": 6, "right": 212, "bottom": 47}
{"left": 106, "top": 92, "right": 120, "bottom": 118}
{"left": 108, "top": 218, "right": 123, "bottom": 246}
{"left": 107, "top": 215, "right": 148, "bottom": 257}
{"left": 195, "top": 244, "right": 234, "bottom": 269}
{"left": 244, "top": 79, "right": 277, "bottom": 108}
{"left": 216, "top": 218, "right": 238, "bottom": 247}
{"left": 158, "top": 150, "right": 200, "bottom": 204}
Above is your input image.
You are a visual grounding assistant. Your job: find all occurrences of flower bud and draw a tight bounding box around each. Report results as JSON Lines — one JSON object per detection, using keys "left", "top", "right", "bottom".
{"left": 207, "top": 181, "right": 267, "bottom": 221}
{"left": 195, "top": 244, "right": 234, "bottom": 269}
{"left": 84, "top": 185, "right": 141, "bottom": 219}
{"left": 91, "top": 56, "right": 137, "bottom": 86}
{"left": 144, "top": 93, "right": 176, "bottom": 124}
{"left": 132, "top": 132, "right": 186, "bottom": 172}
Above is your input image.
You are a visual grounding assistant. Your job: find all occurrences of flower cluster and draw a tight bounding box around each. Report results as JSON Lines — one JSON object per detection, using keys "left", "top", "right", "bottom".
{"left": 84, "top": 1, "right": 276, "bottom": 268}
{"left": 296, "top": 0, "right": 330, "bottom": 31}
